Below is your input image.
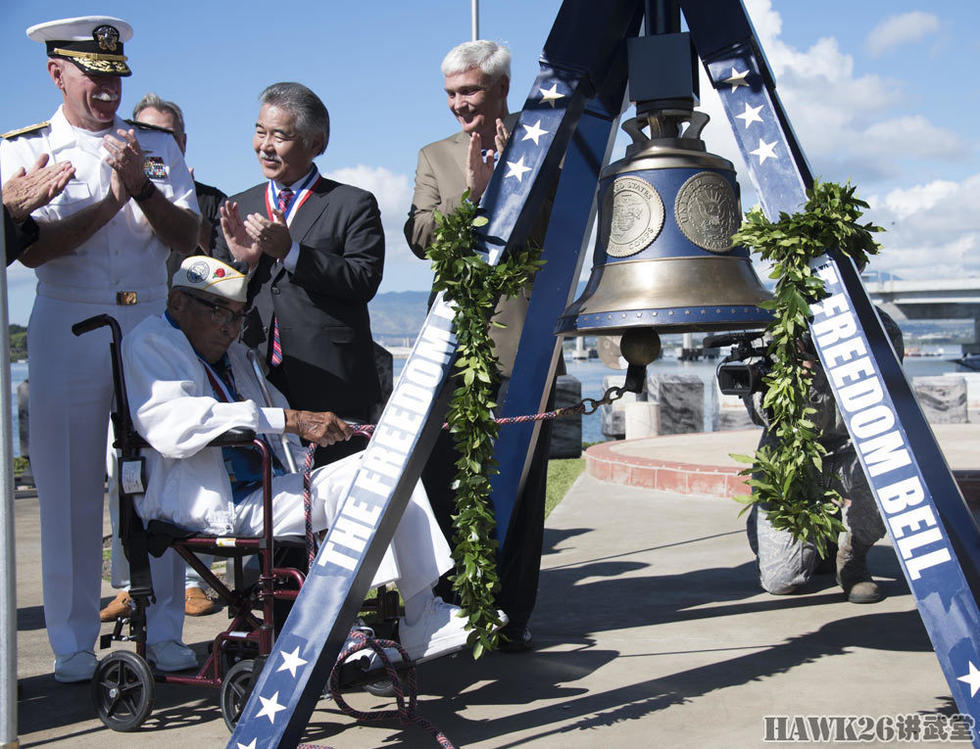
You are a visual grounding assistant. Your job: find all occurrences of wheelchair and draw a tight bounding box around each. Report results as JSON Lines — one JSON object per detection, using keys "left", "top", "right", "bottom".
{"left": 73, "top": 314, "right": 402, "bottom": 732}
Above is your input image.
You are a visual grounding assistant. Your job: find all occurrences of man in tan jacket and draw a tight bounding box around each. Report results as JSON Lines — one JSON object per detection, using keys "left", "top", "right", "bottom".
{"left": 404, "top": 40, "right": 555, "bottom": 652}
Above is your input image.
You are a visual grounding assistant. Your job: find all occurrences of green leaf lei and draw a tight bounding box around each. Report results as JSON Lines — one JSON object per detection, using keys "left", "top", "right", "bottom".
{"left": 426, "top": 194, "right": 543, "bottom": 657}
{"left": 731, "top": 181, "right": 883, "bottom": 556}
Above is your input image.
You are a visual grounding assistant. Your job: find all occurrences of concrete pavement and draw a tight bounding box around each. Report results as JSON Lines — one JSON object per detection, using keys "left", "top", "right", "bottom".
{"left": 11, "top": 427, "right": 973, "bottom": 747}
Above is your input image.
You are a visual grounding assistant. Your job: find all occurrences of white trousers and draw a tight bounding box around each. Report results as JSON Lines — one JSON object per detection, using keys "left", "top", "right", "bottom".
{"left": 108, "top": 439, "right": 213, "bottom": 591}
{"left": 235, "top": 453, "right": 452, "bottom": 600}
{"left": 29, "top": 292, "right": 185, "bottom": 655}
{"left": 156, "top": 452, "right": 452, "bottom": 629}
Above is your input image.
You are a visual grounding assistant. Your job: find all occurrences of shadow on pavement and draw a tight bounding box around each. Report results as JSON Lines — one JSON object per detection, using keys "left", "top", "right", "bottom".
{"left": 291, "top": 529, "right": 929, "bottom": 748}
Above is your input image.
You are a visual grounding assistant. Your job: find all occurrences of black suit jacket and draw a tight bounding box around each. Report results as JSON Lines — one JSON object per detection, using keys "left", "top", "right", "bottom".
{"left": 214, "top": 176, "right": 384, "bottom": 420}
{"left": 4, "top": 207, "right": 37, "bottom": 266}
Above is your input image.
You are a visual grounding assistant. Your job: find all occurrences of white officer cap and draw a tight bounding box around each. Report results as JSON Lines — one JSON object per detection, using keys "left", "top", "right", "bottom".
{"left": 27, "top": 16, "right": 134, "bottom": 77}
{"left": 172, "top": 257, "right": 248, "bottom": 303}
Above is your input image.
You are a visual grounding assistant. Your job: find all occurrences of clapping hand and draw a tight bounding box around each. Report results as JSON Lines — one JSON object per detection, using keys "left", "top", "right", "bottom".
{"left": 2, "top": 153, "right": 75, "bottom": 220}
{"left": 465, "top": 117, "right": 509, "bottom": 203}
{"left": 103, "top": 129, "right": 147, "bottom": 197}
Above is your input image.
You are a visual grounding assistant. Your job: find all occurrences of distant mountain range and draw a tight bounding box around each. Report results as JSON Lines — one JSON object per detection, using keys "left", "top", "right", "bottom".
{"left": 368, "top": 291, "right": 431, "bottom": 344}
{"left": 366, "top": 275, "right": 977, "bottom": 347}
{"left": 367, "top": 283, "right": 591, "bottom": 343}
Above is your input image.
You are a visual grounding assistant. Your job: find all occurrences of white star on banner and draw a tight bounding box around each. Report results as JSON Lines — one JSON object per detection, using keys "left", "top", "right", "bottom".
{"left": 723, "top": 67, "right": 750, "bottom": 93}
{"left": 505, "top": 156, "right": 532, "bottom": 182}
{"left": 539, "top": 83, "right": 565, "bottom": 107}
{"left": 256, "top": 691, "right": 287, "bottom": 724}
{"left": 735, "top": 103, "right": 764, "bottom": 129}
{"left": 958, "top": 661, "right": 980, "bottom": 698}
{"left": 277, "top": 647, "right": 307, "bottom": 678}
{"left": 237, "top": 741, "right": 257, "bottom": 749}
{"left": 521, "top": 120, "right": 548, "bottom": 146}
{"left": 750, "top": 138, "right": 778, "bottom": 164}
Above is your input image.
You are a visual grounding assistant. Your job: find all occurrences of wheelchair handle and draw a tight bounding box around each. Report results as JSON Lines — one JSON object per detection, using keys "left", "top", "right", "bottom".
{"left": 208, "top": 427, "right": 257, "bottom": 447}
{"left": 72, "top": 314, "right": 121, "bottom": 340}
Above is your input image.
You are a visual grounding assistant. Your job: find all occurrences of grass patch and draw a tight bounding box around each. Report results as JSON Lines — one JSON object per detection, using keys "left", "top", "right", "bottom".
{"left": 545, "top": 456, "right": 585, "bottom": 518}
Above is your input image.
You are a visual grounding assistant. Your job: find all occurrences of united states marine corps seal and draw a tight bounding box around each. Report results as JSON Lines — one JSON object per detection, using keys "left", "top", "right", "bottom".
{"left": 601, "top": 175, "right": 665, "bottom": 258}
{"left": 674, "top": 171, "right": 740, "bottom": 253}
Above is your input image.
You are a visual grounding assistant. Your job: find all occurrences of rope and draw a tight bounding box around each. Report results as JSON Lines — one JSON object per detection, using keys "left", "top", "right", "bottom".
{"left": 293, "top": 386, "right": 630, "bottom": 745}
{"left": 302, "top": 442, "right": 318, "bottom": 569}
{"left": 297, "top": 474, "right": 454, "bottom": 747}
{"left": 308, "top": 629, "right": 457, "bottom": 749}
{"left": 348, "top": 384, "right": 628, "bottom": 439}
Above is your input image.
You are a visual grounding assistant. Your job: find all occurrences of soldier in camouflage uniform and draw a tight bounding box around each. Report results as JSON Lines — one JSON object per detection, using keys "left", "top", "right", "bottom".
{"left": 746, "top": 308, "right": 904, "bottom": 603}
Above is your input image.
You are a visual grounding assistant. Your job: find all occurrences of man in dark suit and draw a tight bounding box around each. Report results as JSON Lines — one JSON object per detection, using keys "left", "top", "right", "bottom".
{"left": 215, "top": 82, "right": 383, "bottom": 466}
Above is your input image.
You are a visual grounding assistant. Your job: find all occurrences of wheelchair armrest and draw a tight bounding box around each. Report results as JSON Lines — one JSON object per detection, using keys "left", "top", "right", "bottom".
{"left": 114, "top": 427, "right": 256, "bottom": 453}
{"left": 114, "top": 431, "right": 150, "bottom": 451}
{"left": 208, "top": 427, "right": 257, "bottom": 447}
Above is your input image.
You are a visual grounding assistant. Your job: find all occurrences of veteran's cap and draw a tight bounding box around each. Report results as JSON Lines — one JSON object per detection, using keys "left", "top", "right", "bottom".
{"left": 172, "top": 257, "right": 249, "bottom": 304}
{"left": 27, "top": 16, "right": 133, "bottom": 77}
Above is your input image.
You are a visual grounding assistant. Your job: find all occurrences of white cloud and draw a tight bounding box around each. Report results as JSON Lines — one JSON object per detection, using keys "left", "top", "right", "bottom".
{"left": 324, "top": 163, "right": 414, "bottom": 261}
{"left": 874, "top": 178, "right": 958, "bottom": 219}
{"left": 686, "top": 2, "right": 977, "bottom": 287}
{"left": 697, "top": 1, "right": 969, "bottom": 187}
{"left": 866, "top": 174, "right": 980, "bottom": 278}
{"left": 325, "top": 164, "right": 434, "bottom": 291}
{"left": 743, "top": 0, "right": 782, "bottom": 48}
{"left": 325, "top": 164, "right": 413, "bottom": 233}
{"left": 866, "top": 12, "right": 941, "bottom": 58}
{"left": 862, "top": 116, "right": 965, "bottom": 160}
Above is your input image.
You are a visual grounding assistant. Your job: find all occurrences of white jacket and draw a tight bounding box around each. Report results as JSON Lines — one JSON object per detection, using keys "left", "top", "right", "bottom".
{"left": 122, "top": 314, "right": 301, "bottom": 534}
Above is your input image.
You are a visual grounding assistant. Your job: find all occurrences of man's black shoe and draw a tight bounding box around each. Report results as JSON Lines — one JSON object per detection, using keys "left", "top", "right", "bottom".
{"left": 498, "top": 625, "right": 534, "bottom": 653}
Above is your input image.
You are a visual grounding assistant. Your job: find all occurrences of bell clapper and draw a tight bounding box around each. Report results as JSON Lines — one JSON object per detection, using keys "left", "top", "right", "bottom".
{"left": 620, "top": 328, "right": 661, "bottom": 393}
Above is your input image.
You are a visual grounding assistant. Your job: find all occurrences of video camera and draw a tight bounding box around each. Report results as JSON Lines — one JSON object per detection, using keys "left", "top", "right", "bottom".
{"left": 703, "top": 331, "right": 770, "bottom": 398}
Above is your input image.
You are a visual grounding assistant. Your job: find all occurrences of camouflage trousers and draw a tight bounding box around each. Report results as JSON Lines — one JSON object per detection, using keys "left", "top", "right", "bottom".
{"left": 746, "top": 435, "right": 885, "bottom": 594}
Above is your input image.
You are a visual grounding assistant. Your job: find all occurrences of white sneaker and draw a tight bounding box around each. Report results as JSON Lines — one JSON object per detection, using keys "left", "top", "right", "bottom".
{"left": 343, "top": 644, "right": 404, "bottom": 673}
{"left": 54, "top": 650, "right": 96, "bottom": 683}
{"left": 147, "top": 640, "right": 197, "bottom": 672}
{"left": 399, "top": 597, "right": 507, "bottom": 664}
{"left": 342, "top": 628, "right": 404, "bottom": 673}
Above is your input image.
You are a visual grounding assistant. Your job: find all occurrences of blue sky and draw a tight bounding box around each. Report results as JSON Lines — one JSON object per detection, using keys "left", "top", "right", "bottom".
{"left": 2, "top": 0, "right": 977, "bottom": 325}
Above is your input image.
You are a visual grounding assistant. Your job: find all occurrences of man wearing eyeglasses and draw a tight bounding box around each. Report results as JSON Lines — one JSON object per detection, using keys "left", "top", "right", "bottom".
{"left": 121, "top": 256, "right": 482, "bottom": 666}
{"left": 214, "top": 82, "right": 384, "bottom": 469}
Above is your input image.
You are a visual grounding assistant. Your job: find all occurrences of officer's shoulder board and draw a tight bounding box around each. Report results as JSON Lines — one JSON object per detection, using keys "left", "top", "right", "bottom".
{"left": 1, "top": 121, "right": 50, "bottom": 140}
{"left": 124, "top": 119, "right": 175, "bottom": 136}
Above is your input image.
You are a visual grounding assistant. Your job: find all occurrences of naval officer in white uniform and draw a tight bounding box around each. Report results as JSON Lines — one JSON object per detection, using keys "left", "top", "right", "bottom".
{"left": 0, "top": 15, "right": 200, "bottom": 682}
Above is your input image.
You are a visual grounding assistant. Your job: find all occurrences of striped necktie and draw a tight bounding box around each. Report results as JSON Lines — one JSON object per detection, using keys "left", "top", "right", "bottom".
{"left": 269, "top": 188, "right": 293, "bottom": 366}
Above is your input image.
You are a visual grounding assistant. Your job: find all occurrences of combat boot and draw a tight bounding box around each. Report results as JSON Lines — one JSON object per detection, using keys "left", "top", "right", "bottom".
{"left": 836, "top": 532, "right": 883, "bottom": 603}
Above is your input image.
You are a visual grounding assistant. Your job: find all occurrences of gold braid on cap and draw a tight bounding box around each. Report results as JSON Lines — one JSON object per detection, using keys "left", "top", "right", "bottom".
{"left": 52, "top": 48, "right": 128, "bottom": 62}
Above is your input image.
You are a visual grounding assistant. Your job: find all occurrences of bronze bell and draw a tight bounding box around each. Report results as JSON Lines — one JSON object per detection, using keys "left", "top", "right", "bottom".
{"left": 555, "top": 108, "right": 772, "bottom": 350}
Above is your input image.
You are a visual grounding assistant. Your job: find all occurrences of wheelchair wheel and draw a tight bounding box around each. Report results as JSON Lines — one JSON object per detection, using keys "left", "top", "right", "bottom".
{"left": 363, "top": 677, "right": 397, "bottom": 698}
{"left": 220, "top": 659, "right": 255, "bottom": 731}
{"left": 91, "top": 651, "right": 155, "bottom": 732}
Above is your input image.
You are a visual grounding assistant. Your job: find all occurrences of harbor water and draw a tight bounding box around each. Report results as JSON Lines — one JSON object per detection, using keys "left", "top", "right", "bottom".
{"left": 395, "top": 349, "right": 968, "bottom": 447}
{"left": 8, "top": 351, "right": 969, "bottom": 458}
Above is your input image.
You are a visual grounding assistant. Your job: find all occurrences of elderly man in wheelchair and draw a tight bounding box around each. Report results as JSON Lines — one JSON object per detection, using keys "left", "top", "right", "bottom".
{"left": 118, "top": 256, "right": 479, "bottom": 675}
